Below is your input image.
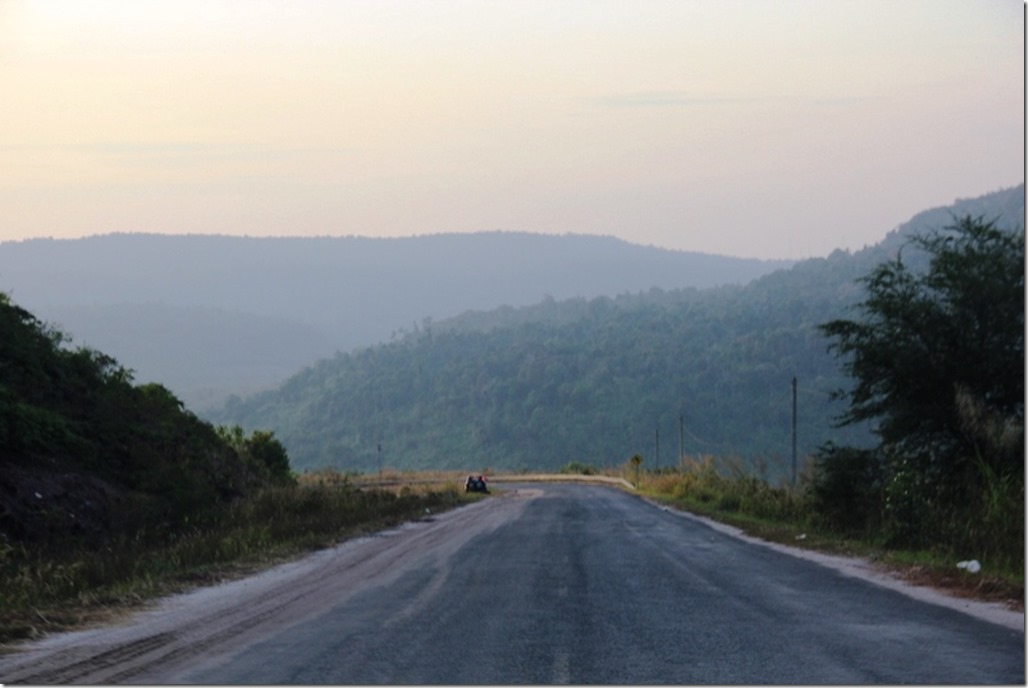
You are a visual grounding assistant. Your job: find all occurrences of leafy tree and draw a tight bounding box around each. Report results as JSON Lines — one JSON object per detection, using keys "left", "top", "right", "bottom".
{"left": 245, "top": 430, "right": 294, "bottom": 483}
{"left": 217, "top": 425, "right": 294, "bottom": 484}
{"left": 819, "top": 216, "right": 1024, "bottom": 550}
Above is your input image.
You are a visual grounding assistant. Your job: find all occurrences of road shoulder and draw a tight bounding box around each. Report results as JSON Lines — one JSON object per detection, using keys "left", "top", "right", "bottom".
{"left": 646, "top": 498, "right": 1024, "bottom": 632}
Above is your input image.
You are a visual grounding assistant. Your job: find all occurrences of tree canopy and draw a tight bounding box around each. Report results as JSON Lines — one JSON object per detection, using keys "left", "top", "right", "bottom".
{"left": 819, "top": 215, "right": 1024, "bottom": 553}
{"left": 214, "top": 254, "right": 874, "bottom": 477}
{"left": 821, "top": 216, "right": 1023, "bottom": 479}
{"left": 0, "top": 292, "right": 294, "bottom": 545}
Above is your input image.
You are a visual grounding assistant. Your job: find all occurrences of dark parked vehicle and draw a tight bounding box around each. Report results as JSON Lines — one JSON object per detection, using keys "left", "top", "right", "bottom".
{"left": 465, "top": 475, "right": 489, "bottom": 493}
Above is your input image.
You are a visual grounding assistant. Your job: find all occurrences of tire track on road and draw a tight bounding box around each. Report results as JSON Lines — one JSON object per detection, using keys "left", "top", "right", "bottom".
{"left": 0, "top": 491, "right": 537, "bottom": 684}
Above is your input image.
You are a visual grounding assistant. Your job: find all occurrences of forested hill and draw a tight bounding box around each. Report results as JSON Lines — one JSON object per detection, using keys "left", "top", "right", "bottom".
{"left": 0, "top": 232, "right": 790, "bottom": 410}
{"left": 0, "top": 294, "right": 292, "bottom": 547}
{"left": 211, "top": 186, "right": 1025, "bottom": 477}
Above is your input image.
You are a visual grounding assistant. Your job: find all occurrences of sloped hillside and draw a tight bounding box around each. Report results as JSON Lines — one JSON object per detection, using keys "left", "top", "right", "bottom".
{"left": 213, "top": 185, "right": 1023, "bottom": 477}
{"left": 0, "top": 294, "right": 291, "bottom": 546}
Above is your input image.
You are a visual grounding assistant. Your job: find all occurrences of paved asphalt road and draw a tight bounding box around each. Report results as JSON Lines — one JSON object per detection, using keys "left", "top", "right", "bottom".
{"left": 2, "top": 482, "right": 1021, "bottom": 684}
{"left": 168, "top": 483, "right": 1020, "bottom": 684}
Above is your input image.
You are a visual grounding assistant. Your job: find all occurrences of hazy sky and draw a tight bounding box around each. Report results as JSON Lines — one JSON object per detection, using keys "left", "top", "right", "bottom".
{"left": 1, "top": 0, "right": 1023, "bottom": 259}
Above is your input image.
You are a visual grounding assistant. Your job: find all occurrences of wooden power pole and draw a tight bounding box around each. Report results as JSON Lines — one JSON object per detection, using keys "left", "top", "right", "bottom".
{"left": 791, "top": 377, "right": 797, "bottom": 487}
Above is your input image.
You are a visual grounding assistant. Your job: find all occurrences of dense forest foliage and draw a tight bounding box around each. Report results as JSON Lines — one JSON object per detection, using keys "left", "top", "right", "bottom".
{"left": 814, "top": 215, "right": 1024, "bottom": 562}
{"left": 0, "top": 294, "right": 292, "bottom": 546}
{"left": 219, "top": 286, "right": 862, "bottom": 476}
{"left": 215, "top": 187, "right": 1023, "bottom": 478}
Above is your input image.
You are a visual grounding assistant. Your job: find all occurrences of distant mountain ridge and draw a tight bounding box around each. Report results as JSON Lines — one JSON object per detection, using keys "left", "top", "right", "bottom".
{"left": 209, "top": 185, "right": 1024, "bottom": 475}
{"left": 0, "top": 232, "right": 790, "bottom": 409}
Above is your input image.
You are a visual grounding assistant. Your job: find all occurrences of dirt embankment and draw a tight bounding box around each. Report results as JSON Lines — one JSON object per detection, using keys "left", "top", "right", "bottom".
{"left": 0, "top": 463, "right": 123, "bottom": 545}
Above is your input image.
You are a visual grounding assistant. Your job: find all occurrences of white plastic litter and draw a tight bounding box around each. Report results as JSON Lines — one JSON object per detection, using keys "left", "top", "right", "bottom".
{"left": 956, "top": 559, "right": 982, "bottom": 574}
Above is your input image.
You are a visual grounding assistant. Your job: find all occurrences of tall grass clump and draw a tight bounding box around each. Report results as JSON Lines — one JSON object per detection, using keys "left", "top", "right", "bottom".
{"left": 640, "top": 455, "right": 810, "bottom": 528}
{"left": 644, "top": 448, "right": 1023, "bottom": 599}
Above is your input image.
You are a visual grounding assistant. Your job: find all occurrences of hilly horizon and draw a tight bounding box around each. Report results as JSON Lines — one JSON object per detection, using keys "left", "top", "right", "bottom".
{"left": 0, "top": 232, "right": 791, "bottom": 409}
{"left": 210, "top": 185, "right": 1025, "bottom": 476}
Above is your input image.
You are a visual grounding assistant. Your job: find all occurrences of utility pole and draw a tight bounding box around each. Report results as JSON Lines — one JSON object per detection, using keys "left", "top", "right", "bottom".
{"left": 791, "top": 377, "right": 797, "bottom": 487}
{"left": 655, "top": 424, "right": 660, "bottom": 472}
{"left": 679, "top": 414, "right": 684, "bottom": 466}
{"left": 378, "top": 442, "right": 383, "bottom": 481}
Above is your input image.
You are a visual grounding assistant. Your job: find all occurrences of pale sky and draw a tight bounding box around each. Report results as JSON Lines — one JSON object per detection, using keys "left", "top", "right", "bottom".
{"left": 0, "top": 0, "right": 1023, "bottom": 259}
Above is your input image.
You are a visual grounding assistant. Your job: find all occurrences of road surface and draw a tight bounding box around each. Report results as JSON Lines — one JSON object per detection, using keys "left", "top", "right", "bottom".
{"left": 0, "top": 483, "right": 1022, "bottom": 684}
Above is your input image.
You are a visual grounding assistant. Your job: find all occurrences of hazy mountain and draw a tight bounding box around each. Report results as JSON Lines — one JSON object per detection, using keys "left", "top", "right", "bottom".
{"left": 37, "top": 303, "right": 337, "bottom": 411}
{"left": 210, "top": 185, "right": 1024, "bottom": 476}
{"left": 0, "top": 232, "right": 790, "bottom": 409}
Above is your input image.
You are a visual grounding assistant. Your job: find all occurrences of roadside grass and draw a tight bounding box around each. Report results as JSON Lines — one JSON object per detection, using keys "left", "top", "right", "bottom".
{"left": 340, "top": 469, "right": 470, "bottom": 492}
{"left": 2, "top": 463, "right": 1020, "bottom": 649}
{"left": 629, "top": 456, "right": 1024, "bottom": 612}
{"left": 0, "top": 475, "right": 468, "bottom": 647}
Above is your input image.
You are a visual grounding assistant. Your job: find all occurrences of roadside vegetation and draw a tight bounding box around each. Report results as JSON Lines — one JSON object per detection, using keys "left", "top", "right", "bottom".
{"left": 0, "top": 293, "right": 469, "bottom": 646}
{"left": 619, "top": 455, "right": 1023, "bottom": 609}
{"left": 0, "top": 473, "right": 467, "bottom": 646}
{"left": 621, "top": 216, "right": 1025, "bottom": 610}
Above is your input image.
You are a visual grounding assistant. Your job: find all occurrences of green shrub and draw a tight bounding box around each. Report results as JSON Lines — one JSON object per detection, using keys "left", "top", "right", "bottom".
{"left": 808, "top": 443, "right": 883, "bottom": 537}
{"left": 559, "top": 461, "right": 596, "bottom": 475}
